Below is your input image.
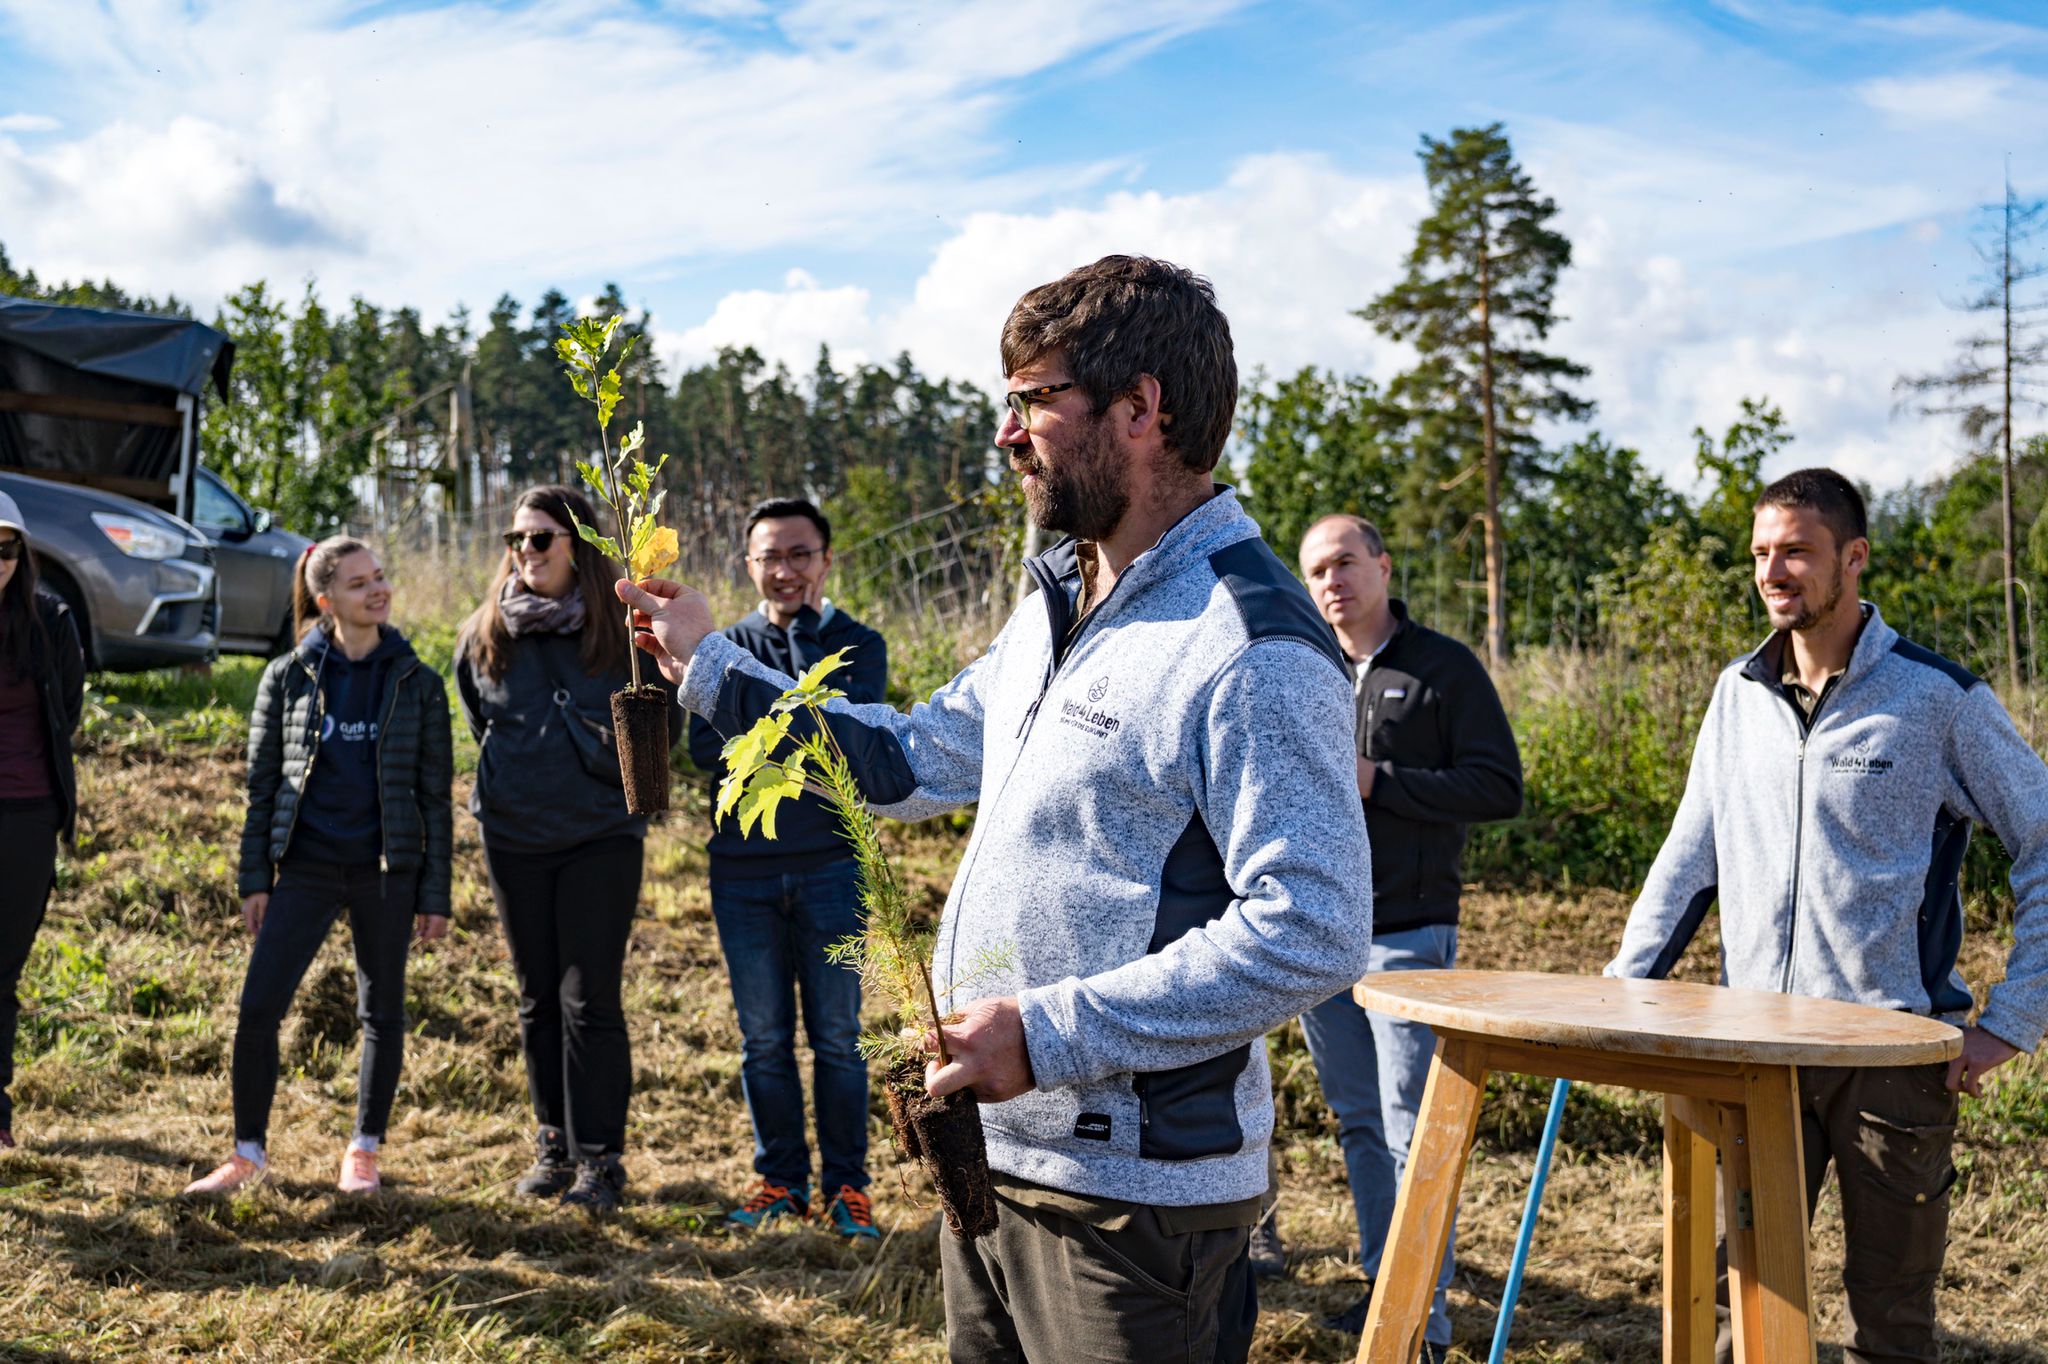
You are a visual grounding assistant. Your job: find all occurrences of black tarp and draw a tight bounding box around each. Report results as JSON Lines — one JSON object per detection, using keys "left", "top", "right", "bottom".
{"left": 0, "top": 296, "right": 235, "bottom": 510}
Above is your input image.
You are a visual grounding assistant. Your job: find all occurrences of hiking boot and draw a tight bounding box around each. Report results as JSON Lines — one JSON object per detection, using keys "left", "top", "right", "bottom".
{"left": 1248, "top": 1205, "right": 1287, "bottom": 1279}
{"left": 514, "top": 1128, "right": 575, "bottom": 1199}
{"left": 821, "top": 1184, "right": 880, "bottom": 1241}
{"left": 559, "top": 1155, "right": 626, "bottom": 1214}
{"left": 337, "top": 1147, "right": 381, "bottom": 1194}
{"left": 183, "top": 1154, "right": 267, "bottom": 1196}
{"left": 726, "top": 1178, "right": 809, "bottom": 1231}
{"left": 1320, "top": 1281, "right": 1376, "bottom": 1334}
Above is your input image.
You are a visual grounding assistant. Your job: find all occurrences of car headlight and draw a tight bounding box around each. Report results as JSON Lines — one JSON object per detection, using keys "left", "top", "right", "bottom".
{"left": 92, "top": 512, "right": 187, "bottom": 561}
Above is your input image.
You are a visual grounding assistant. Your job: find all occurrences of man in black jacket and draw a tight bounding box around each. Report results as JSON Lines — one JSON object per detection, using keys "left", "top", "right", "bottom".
{"left": 687, "top": 497, "right": 889, "bottom": 1240}
{"left": 1287, "top": 514, "right": 1522, "bottom": 1349}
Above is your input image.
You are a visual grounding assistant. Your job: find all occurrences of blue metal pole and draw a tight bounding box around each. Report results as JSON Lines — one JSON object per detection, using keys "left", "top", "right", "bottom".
{"left": 1487, "top": 1078, "right": 1571, "bottom": 1364}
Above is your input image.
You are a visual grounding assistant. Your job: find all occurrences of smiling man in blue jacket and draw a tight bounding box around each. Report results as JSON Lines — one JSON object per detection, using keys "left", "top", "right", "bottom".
{"left": 1611, "top": 467, "right": 2048, "bottom": 1364}
{"left": 619, "top": 256, "right": 1373, "bottom": 1363}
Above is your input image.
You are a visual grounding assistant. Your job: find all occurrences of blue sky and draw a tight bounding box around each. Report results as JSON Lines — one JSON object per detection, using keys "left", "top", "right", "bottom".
{"left": 3, "top": 0, "right": 2046, "bottom": 489}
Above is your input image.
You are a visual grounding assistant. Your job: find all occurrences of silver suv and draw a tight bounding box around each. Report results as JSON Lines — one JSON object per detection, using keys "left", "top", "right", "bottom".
{"left": 187, "top": 467, "right": 313, "bottom": 655}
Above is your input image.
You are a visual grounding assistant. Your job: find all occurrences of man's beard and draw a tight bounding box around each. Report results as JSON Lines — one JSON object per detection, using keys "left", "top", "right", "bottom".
{"left": 1021, "top": 415, "right": 1129, "bottom": 542}
{"left": 1771, "top": 559, "right": 1846, "bottom": 631}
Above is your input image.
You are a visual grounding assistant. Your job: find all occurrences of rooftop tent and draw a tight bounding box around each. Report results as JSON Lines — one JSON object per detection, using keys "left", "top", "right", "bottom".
{"left": 0, "top": 294, "right": 236, "bottom": 516}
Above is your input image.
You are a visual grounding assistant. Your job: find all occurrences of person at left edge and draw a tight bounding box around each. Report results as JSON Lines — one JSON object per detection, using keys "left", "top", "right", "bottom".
{"left": 456, "top": 484, "right": 683, "bottom": 1215}
{"left": 0, "top": 489, "right": 86, "bottom": 1154}
{"left": 689, "top": 497, "right": 889, "bottom": 1240}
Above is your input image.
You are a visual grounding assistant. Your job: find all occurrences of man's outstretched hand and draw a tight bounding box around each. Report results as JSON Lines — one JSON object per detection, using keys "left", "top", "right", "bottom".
{"left": 615, "top": 577, "right": 714, "bottom": 684}
{"left": 925, "top": 996, "right": 1036, "bottom": 1104}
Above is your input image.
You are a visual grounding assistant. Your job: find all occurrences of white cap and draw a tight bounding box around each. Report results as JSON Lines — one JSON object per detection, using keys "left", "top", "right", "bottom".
{"left": 0, "top": 490, "right": 24, "bottom": 538}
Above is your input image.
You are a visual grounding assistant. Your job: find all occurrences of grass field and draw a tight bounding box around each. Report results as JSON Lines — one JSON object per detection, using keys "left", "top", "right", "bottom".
{"left": 1, "top": 660, "right": 2044, "bottom": 1362}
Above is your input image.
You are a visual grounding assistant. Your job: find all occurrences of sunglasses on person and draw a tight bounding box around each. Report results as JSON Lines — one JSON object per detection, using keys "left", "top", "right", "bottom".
{"left": 0, "top": 537, "right": 22, "bottom": 562}
{"left": 503, "top": 530, "right": 562, "bottom": 553}
{"left": 1004, "top": 381, "right": 1076, "bottom": 431}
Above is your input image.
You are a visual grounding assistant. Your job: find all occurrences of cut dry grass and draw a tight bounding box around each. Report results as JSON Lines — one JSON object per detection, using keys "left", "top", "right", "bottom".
{"left": 2, "top": 738, "right": 2044, "bottom": 1361}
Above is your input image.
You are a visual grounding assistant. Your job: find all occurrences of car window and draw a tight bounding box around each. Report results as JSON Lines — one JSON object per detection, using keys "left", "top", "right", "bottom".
{"left": 193, "top": 473, "right": 248, "bottom": 532}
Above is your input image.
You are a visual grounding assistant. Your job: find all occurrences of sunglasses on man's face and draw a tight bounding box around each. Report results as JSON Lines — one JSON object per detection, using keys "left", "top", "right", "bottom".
{"left": 503, "top": 530, "right": 562, "bottom": 554}
{"left": 0, "top": 538, "right": 23, "bottom": 562}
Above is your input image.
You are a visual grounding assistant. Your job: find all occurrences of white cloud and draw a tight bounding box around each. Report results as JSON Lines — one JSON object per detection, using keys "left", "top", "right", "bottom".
{"left": 662, "top": 268, "right": 882, "bottom": 374}
{"left": 0, "top": 113, "right": 58, "bottom": 133}
{"left": 0, "top": 0, "right": 1251, "bottom": 315}
{"left": 1860, "top": 69, "right": 2017, "bottom": 123}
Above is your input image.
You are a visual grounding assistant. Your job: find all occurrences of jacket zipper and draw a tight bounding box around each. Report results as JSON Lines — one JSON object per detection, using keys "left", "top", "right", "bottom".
{"left": 1777, "top": 671, "right": 1842, "bottom": 995}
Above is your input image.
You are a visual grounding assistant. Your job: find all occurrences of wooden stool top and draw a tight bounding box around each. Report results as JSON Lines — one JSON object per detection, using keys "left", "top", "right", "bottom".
{"left": 1354, "top": 970, "right": 1962, "bottom": 1068}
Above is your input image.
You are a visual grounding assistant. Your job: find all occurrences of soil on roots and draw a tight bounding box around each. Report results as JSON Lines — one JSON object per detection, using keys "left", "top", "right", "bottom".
{"left": 611, "top": 687, "right": 671, "bottom": 814}
{"left": 884, "top": 1059, "right": 998, "bottom": 1239}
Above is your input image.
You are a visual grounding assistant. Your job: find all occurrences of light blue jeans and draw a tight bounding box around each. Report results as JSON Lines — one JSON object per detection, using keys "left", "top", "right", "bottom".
{"left": 1301, "top": 921, "right": 1458, "bottom": 1348}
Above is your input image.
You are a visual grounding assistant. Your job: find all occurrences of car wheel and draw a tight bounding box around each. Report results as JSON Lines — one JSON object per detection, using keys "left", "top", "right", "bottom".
{"left": 35, "top": 559, "right": 95, "bottom": 671}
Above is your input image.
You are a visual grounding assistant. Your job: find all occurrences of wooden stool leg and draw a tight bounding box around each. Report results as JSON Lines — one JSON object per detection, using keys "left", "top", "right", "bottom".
{"left": 1359, "top": 1035, "right": 1488, "bottom": 1364}
{"left": 1738, "top": 1064, "right": 1813, "bottom": 1364}
{"left": 1663, "top": 1100, "right": 1717, "bottom": 1363}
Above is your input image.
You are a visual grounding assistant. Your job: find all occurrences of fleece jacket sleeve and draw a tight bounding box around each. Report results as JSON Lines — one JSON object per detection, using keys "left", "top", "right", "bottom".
{"left": 1946, "top": 683, "right": 2048, "bottom": 1052}
{"left": 678, "top": 622, "right": 999, "bottom": 822}
{"left": 1609, "top": 676, "right": 1725, "bottom": 982}
{"left": 1016, "top": 638, "right": 1374, "bottom": 1087}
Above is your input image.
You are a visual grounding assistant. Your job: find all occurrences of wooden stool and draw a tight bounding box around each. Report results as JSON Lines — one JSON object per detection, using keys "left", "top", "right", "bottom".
{"left": 1348, "top": 970, "right": 1962, "bottom": 1364}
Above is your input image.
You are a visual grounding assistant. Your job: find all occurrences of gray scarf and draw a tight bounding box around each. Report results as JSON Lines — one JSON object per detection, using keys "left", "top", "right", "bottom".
{"left": 499, "top": 578, "right": 587, "bottom": 637}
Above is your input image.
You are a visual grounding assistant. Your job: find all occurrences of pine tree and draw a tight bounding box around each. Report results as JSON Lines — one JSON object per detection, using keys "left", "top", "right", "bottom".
{"left": 1362, "top": 123, "right": 1590, "bottom": 669}
{"left": 1895, "top": 173, "right": 2048, "bottom": 694}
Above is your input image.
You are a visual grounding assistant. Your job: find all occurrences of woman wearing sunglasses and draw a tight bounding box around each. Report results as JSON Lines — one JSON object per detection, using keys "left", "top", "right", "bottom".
{"left": 0, "top": 492, "right": 86, "bottom": 1153}
{"left": 186, "top": 534, "right": 453, "bottom": 1196}
{"left": 455, "top": 485, "right": 680, "bottom": 1214}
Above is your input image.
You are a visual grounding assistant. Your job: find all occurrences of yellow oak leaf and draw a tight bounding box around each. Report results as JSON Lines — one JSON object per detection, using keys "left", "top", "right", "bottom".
{"left": 630, "top": 525, "right": 679, "bottom": 579}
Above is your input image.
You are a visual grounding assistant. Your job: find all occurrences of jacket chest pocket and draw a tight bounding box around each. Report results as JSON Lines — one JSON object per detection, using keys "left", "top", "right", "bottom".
{"left": 1364, "top": 683, "right": 1434, "bottom": 758}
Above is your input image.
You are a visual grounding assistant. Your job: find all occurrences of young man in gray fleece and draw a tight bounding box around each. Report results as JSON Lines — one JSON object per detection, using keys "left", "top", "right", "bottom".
{"left": 1611, "top": 467, "right": 2047, "bottom": 1364}
{"left": 619, "top": 255, "right": 1373, "bottom": 1362}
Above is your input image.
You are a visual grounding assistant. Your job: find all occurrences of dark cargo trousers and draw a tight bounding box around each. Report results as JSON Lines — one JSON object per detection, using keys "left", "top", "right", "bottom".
{"left": 1717, "top": 1061, "right": 1960, "bottom": 1364}
{"left": 941, "top": 1194, "right": 1257, "bottom": 1363}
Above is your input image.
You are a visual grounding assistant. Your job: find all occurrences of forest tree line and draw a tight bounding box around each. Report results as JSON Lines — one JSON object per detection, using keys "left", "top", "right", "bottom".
{"left": 3, "top": 121, "right": 2043, "bottom": 684}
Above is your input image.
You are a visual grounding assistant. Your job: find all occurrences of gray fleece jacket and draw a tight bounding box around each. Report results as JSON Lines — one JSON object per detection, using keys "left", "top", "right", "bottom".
{"left": 1610, "top": 604, "right": 2048, "bottom": 1053}
{"left": 680, "top": 487, "right": 1373, "bottom": 1206}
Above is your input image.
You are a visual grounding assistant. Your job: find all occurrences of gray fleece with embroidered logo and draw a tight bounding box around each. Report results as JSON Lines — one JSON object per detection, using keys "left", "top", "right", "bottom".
{"left": 679, "top": 488, "right": 1373, "bottom": 1206}
{"left": 1610, "top": 604, "right": 2048, "bottom": 1053}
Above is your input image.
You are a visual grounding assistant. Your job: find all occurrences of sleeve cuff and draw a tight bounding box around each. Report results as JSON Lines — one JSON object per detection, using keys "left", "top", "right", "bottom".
{"left": 1016, "top": 981, "right": 1085, "bottom": 1090}
{"left": 679, "top": 631, "right": 745, "bottom": 720}
{"left": 1975, "top": 1004, "right": 2041, "bottom": 1055}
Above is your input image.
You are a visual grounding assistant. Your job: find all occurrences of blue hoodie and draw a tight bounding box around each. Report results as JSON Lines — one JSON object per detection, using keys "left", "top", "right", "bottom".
{"left": 289, "top": 626, "right": 412, "bottom": 866}
{"left": 682, "top": 487, "right": 1373, "bottom": 1207}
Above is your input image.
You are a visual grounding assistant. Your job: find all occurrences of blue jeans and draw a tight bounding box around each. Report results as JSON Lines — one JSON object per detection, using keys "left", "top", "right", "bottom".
{"left": 1301, "top": 922, "right": 1458, "bottom": 1348}
{"left": 709, "top": 860, "right": 869, "bottom": 1194}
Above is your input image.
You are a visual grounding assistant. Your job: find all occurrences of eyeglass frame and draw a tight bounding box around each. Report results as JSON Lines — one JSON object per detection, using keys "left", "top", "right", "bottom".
{"left": 1004, "top": 381, "right": 1077, "bottom": 430}
{"left": 0, "top": 535, "right": 23, "bottom": 562}
{"left": 745, "top": 545, "right": 826, "bottom": 571}
{"left": 502, "top": 530, "right": 563, "bottom": 553}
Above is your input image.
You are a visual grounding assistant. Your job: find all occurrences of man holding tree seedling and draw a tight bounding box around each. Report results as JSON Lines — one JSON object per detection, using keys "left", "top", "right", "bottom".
{"left": 619, "top": 255, "right": 1373, "bottom": 1363}
{"left": 688, "top": 497, "right": 889, "bottom": 1240}
{"left": 1274, "top": 513, "right": 1521, "bottom": 1350}
{"left": 1611, "top": 467, "right": 2048, "bottom": 1364}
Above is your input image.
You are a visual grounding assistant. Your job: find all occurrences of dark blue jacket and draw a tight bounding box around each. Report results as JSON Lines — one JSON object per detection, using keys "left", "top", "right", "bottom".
{"left": 290, "top": 627, "right": 411, "bottom": 865}
{"left": 688, "top": 603, "right": 887, "bottom": 875}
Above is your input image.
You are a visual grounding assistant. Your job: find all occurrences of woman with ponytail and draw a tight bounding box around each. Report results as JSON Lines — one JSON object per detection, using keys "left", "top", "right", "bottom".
{"left": 0, "top": 491, "right": 86, "bottom": 1152}
{"left": 184, "top": 535, "right": 453, "bottom": 1195}
{"left": 455, "top": 485, "right": 679, "bottom": 1214}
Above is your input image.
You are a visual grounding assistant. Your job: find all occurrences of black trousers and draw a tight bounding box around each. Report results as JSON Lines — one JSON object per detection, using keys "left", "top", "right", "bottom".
{"left": 0, "top": 797, "right": 60, "bottom": 1132}
{"left": 484, "top": 835, "right": 642, "bottom": 1160}
{"left": 231, "top": 859, "right": 417, "bottom": 1146}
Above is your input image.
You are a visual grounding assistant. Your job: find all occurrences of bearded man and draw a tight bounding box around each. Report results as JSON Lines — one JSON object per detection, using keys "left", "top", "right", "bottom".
{"left": 618, "top": 256, "right": 1372, "bottom": 1363}
{"left": 1610, "top": 467, "right": 2048, "bottom": 1364}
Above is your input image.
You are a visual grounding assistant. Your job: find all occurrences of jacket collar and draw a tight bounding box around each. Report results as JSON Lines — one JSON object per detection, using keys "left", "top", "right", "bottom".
{"left": 1028, "top": 484, "right": 1259, "bottom": 604}
{"left": 1739, "top": 600, "right": 1895, "bottom": 693}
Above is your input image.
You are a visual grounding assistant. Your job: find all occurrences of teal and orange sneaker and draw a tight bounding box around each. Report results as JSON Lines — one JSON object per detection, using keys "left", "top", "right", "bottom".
{"left": 822, "top": 1184, "right": 881, "bottom": 1241}
{"left": 726, "top": 1178, "right": 809, "bottom": 1231}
